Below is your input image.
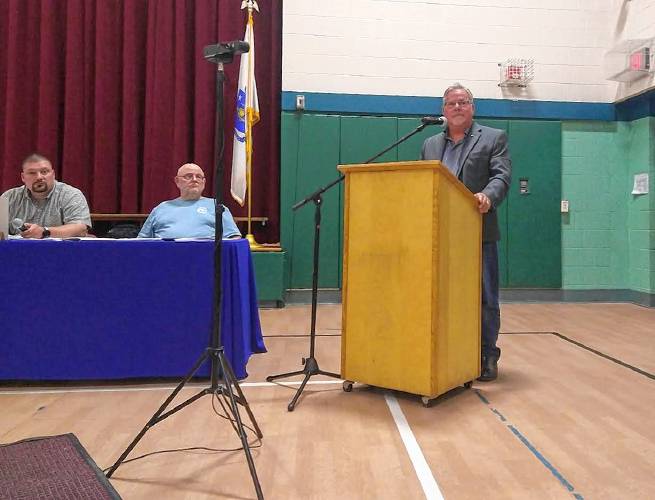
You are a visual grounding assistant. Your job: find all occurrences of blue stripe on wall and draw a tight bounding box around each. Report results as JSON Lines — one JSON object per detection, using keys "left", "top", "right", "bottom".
{"left": 282, "top": 91, "right": 655, "bottom": 121}
{"left": 616, "top": 88, "right": 655, "bottom": 121}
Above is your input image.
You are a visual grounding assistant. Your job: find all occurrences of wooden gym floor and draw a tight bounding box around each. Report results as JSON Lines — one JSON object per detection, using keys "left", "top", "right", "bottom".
{"left": 2, "top": 302, "right": 654, "bottom": 499}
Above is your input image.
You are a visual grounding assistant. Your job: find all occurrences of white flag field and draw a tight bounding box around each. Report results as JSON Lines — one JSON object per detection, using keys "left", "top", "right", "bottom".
{"left": 231, "top": 11, "right": 260, "bottom": 206}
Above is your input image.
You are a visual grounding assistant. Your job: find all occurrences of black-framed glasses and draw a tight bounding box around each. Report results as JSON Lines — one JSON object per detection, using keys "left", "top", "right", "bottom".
{"left": 178, "top": 173, "right": 205, "bottom": 181}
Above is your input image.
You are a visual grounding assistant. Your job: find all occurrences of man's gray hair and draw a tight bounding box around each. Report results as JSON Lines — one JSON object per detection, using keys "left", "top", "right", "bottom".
{"left": 442, "top": 83, "right": 474, "bottom": 104}
{"left": 22, "top": 153, "right": 52, "bottom": 170}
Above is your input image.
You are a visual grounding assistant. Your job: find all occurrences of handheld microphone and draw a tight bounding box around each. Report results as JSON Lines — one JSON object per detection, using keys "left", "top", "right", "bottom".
{"left": 421, "top": 116, "right": 447, "bottom": 127}
{"left": 11, "top": 218, "right": 28, "bottom": 232}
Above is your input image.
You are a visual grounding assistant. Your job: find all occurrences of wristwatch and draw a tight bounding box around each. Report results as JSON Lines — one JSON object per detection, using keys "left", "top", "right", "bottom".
{"left": 42, "top": 227, "right": 51, "bottom": 238}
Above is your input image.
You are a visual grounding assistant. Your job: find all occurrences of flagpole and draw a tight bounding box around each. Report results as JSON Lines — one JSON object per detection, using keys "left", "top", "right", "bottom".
{"left": 234, "top": 0, "right": 279, "bottom": 251}
{"left": 243, "top": 0, "right": 260, "bottom": 249}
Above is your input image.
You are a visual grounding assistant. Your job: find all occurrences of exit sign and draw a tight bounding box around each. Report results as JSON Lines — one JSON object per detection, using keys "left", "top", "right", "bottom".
{"left": 629, "top": 47, "right": 650, "bottom": 71}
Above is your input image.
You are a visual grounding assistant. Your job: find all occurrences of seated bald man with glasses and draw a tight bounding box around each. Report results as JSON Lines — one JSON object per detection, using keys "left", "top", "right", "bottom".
{"left": 137, "top": 163, "right": 241, "bottom": 239}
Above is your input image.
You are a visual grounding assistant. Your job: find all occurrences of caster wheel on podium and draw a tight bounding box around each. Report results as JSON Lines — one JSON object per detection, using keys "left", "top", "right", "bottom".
{"left": 464, "top": 381, "right": 473, "bottom": 389}
{"left": 421, "top": 396, "right": 432, "bottom": 408}
{"left": 342, "top": 381, "right": 353, "bottom": 392}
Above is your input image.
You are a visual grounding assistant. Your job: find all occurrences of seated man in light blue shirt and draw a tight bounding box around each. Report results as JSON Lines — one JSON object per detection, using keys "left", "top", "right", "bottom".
{"left": 138, "top": 163, "right": 241, "bottom": 239}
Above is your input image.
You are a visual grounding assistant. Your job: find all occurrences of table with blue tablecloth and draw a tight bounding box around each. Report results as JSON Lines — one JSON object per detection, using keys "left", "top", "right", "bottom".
{"left": 0, "top": 238, "right": 266, "bottom": 381}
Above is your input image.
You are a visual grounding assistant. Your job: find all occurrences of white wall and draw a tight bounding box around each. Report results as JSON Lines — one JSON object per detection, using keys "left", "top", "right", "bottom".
{"left": 282, "top": 0, "right": 655, "bottom": 103}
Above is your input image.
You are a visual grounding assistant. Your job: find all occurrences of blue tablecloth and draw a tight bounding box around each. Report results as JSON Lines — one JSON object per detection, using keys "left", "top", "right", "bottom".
{"left": 0, "top": 238, "right": 266, "bottom": 381}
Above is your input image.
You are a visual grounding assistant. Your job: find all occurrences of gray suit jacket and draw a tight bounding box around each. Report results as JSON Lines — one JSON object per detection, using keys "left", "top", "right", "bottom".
{"left": 421, "top": 122, "right": 512, "bottom": 242}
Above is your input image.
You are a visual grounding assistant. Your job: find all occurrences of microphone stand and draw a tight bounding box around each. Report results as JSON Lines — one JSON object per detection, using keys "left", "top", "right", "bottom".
{"left": 266, "top": 120, "right": 437, "bottom": 411}
{"left": 106, "top": 46, "right": 264, "bottom": 500}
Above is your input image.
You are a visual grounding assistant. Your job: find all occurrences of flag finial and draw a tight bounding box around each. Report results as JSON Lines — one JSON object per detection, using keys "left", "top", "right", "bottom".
{"left": 241, "top": 0, "right": 259, "bottom": 12}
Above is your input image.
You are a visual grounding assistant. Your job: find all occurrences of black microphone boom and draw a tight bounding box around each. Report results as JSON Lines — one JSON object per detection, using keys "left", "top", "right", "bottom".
{"left": 421, "top": 116, "right": 447, "bottom": 126}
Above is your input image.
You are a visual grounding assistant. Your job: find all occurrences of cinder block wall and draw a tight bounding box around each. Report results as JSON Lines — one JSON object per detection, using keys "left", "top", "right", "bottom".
{"left": 278, "top": 0, "right": 655, "bottom": 299}
{"left": 282, "top": 0, "right": 618, "bottom": 102}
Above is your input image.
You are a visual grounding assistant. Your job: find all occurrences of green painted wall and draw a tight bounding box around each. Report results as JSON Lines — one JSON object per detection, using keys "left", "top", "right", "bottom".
{"left": 506, "top": 121, "right": 562, "bottom": 288}
{"left": 561, "top": 118, "right": 654, "bottom": 293}
{"left": 561, "top": 121, "right": 627, "bottom": 289}
{"left": 280, "top": 112, "right": 653, "bottom": 297}
{"left": 281, "top": 112, "right": 562, "bottom": 290}
{"left": 625, "top": 117, "right": 655, "bottom": 293}
{"left": 471, "top": 119, "right": 562, "bottom": 289}
{"left": 280, "top": 113, "right": 341, "bottom": 289}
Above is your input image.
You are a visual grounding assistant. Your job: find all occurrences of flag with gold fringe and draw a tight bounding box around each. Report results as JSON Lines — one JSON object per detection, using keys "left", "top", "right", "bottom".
{"left": 231, "top": 7, "right": 259, "bottom": 206}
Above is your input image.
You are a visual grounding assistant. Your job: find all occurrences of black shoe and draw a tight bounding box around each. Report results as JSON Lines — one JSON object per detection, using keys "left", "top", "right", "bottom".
{"left": 477, "top": 356, "right": 498, "bottom": 382}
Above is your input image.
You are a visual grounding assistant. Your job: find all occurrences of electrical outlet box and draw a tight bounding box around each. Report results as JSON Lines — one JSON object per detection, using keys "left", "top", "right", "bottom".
{"left": 296, "top": 94, "right": 305, "bottom": 110}
{"left": 561, "top": 200, "right": 569, "bottom": 213}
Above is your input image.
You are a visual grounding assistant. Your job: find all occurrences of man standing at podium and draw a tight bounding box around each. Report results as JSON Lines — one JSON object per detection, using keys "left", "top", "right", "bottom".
{"left": 421, "top": 83, "right": 512, "bottom": 382}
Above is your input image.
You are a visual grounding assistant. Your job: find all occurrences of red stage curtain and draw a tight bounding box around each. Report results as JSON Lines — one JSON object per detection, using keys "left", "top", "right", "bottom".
{"left": 0, "top": 0, "right": 281, "bottom": 242}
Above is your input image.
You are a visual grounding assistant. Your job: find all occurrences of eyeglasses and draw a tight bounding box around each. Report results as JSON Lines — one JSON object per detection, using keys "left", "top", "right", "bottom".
{"left": 444, "top": 100, "right": 472, "bottom": 109}
{"left": 178, "top": 173, "right": 205, "bottom": 181}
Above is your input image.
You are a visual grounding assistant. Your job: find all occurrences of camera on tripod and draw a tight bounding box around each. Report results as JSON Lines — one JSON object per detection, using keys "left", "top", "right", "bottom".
{"left": 203, "top": 41, "right": 250, "bottom": 63}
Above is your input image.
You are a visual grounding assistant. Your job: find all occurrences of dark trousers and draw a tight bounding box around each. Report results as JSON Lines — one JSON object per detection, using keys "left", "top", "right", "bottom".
{"left": 482, "top": 241, "right": 501, "bottom": 361}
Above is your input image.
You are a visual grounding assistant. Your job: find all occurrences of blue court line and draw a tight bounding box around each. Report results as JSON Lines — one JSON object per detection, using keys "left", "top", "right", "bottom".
{"left": 475, "top": 390, "right": 584, "bottom": 500}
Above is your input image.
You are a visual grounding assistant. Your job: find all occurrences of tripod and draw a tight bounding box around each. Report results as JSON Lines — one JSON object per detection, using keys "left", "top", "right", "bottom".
{"left": 266, "top": 118, "right": 440, "bottom": 411}
{"left": 106, "top": 43, "right": 263, "bottom": 500}
{"left": 266, "top": 188, "right": 341, "bottom": 411}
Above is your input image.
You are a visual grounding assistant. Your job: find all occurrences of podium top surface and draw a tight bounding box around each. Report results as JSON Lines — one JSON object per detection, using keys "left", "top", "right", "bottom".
{"left": 337, "top": 160, "right": 476, "bottom": 204}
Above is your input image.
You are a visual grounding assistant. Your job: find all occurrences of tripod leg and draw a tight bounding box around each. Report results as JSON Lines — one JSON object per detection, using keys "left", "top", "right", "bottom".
{"left": 287, "top": 371, "right": 312, "bottom": 412}
{"left": 106, "top": 350, "right": 210, "bottom": 478}
{"left": 266, "top": 369, "right": 305, "bottom": 382}
{"left": 222, "top": 352, "right": 263, "bottom": 439}
{"left": 218, "top": 353, "right": 264, "bottom": 500}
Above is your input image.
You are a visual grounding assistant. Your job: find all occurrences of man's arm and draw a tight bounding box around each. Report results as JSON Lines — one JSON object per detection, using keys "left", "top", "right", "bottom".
{"left": 420, "top": 139, "right": 428, "bottom": 160}
{"left": 20, "top": 222, "right": 87, "bottom": 239}
{"left": 137, "top": 212, "right": 156, "bottom": 238}
{"left": 420, "top": 135, "right": 441, "bottom": 161}
{"left": 16, "top": 187, "right": 91, "bottom": 238}
{"left": 59, "top": 188, "right": 92, "bottom": 236}
{"left": 481, "top": 130, "right": 512, "bottom": 210}
{"left": 221, "top": 206, "right": 241, "bottom": 239}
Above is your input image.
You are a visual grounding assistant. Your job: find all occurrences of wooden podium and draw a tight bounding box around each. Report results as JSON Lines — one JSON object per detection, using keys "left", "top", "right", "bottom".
{"left": 338, "top": 161, "right": 481, "bottom": 404}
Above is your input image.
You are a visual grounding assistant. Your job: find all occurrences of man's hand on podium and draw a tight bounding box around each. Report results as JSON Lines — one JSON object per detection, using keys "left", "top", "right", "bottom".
{"left": 474, "top": 193, "right": 491, "bottom": 214}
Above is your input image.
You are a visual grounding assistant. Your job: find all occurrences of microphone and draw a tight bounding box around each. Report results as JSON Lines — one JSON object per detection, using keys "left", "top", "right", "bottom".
{"left": 11, "top": 218, "right": 28, "bottom": 233}
{"left": 203, "top": 41, "right": 250, "bottom": 60}
{"left": 421, "top": 116, "right": 447, "bottom": 127}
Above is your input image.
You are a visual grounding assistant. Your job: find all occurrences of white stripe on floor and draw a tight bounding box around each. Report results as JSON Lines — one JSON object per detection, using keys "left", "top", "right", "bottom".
{"left": 385, "top": 393, "right": 445, "bottom": 500}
